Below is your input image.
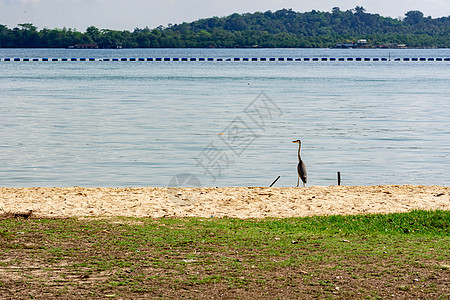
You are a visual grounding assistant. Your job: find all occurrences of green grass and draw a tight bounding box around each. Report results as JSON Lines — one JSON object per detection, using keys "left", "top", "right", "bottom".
{"left": 0, "top": 210, "right": 448, "bottom": 299}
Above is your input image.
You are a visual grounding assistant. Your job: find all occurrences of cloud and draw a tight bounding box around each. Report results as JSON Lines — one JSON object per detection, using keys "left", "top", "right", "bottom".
{"left": 3, "top": 0, "right": 40, "bottom": 4}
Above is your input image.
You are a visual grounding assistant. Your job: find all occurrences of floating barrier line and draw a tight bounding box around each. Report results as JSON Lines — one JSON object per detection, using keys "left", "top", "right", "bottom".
{"left": 1, "top": 57, "right": 449, "bottom": 62}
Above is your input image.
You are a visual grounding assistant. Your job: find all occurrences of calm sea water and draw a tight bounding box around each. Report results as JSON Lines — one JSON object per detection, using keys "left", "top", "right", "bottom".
{"left": 1, "top": 48, "right": 449, "bottom": 187}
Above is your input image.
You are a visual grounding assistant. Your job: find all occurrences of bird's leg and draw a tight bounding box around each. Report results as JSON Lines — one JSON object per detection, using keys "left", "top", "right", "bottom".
{"left": 296, "top": 176, "right": 299, "bottom": 187}
{"left": 303, "top": 182, "right": 306, "bottom": 188}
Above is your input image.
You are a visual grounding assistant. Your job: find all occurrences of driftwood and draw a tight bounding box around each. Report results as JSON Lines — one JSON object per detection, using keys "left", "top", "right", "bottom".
{"left": 0, "top": 209, "right": 33, "bottom": 219}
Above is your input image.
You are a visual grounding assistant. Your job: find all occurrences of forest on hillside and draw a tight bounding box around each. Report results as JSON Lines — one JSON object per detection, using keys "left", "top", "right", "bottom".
{"left": 1, "top": 7, "right": 449, "bottom": 48}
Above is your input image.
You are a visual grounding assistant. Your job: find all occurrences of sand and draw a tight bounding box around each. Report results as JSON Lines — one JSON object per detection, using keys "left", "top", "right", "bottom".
{"left": 0, "top": 185, "right": 449, "bottom": 219}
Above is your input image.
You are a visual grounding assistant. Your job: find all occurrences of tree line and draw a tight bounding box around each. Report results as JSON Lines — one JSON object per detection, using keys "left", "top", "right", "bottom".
{"left": 1, "top": 7, "right": 449, "bottom": 48}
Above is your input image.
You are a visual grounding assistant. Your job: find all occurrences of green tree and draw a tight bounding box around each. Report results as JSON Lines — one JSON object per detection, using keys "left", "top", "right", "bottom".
{"left": 85, "top": 26, "right": 101, "bottom": 43}
{"left": 405, "top": 11, "right": 424, "bottom": 24}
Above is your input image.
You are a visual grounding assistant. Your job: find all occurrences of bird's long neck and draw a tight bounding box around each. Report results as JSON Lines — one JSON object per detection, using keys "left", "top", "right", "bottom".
{"left": 297, "top": 144, "right": 301, "bottom": 161}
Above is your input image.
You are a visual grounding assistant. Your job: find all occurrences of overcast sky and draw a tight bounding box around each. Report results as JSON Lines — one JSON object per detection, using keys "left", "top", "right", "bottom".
{"left": 1, "top": 0, "right": 449, "bottom": 31}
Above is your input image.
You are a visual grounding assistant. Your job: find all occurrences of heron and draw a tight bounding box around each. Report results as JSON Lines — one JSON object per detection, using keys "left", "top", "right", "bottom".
{"left": 292, "top": 140, "right": 307, "bottom": 187}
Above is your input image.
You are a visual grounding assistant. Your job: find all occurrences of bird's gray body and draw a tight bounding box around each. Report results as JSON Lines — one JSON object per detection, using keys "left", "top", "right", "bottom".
{"left": 297, "top": 160, "right": 307, "bottom": 186}
{"left": 293, "top": 140, "right": 307, "bottom": 187}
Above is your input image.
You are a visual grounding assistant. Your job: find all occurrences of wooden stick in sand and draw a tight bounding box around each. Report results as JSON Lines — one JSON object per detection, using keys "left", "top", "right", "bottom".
{"left": 269, "top": 176, "right": 281, "bottom": 187}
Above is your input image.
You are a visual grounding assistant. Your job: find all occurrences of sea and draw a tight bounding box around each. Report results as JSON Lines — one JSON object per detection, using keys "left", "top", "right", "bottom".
{"left": 0, "top": 48, "right": 449, "bottom": 187}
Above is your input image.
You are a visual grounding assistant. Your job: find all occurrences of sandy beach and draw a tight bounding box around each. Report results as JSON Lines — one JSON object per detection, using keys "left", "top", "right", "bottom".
{"left": 1, "top": 185, "right": 448, "bottom": 219}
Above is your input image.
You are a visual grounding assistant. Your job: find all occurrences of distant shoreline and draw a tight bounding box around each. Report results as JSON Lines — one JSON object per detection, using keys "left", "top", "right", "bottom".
{"left": 2, "top": 8, "right": 449, "bottom": 49}
{"left": 0, "top": 46, "right": 447, "bottom": 49}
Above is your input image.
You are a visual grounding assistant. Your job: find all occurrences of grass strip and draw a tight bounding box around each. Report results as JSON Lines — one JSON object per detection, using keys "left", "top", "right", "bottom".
{"left": 0, "top": 210, "right": 448, "bottom": 299}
